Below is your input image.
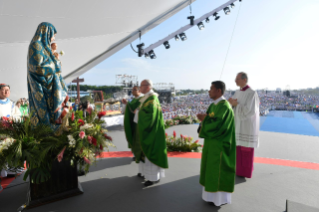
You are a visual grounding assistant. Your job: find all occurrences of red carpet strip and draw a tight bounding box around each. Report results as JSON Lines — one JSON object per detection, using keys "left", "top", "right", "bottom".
{"left": 2, "top": 152, "right": 319, "bottom": 194}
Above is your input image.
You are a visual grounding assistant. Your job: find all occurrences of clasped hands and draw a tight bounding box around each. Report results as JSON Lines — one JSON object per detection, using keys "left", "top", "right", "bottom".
{"left": 228, "top": 98, "right": 238, "bottom": 107}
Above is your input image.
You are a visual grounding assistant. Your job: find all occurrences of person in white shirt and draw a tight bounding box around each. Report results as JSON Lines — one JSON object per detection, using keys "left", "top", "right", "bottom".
{"left": 228, "top": 72, "right": 260, "bottom": 178}
{"left": 0, "top": 84, "right": 22, "bottom": 178}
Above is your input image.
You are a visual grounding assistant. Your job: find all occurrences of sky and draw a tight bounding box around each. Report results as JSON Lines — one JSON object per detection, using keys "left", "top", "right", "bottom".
{"left": 79, "top": 0, "right": 319, "bottom": 91}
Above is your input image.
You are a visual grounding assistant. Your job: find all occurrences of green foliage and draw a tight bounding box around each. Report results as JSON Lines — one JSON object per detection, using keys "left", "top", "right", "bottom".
{"left": 0, "top": 109, "right": 114, "bottom": 184}
{"left": 165, "top": 131, "right": 202, "bottom": 152}
{"left": 164, "top": 115, "right": 199, "bottom": 129}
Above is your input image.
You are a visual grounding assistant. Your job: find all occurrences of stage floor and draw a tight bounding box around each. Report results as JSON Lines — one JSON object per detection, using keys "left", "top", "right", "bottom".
{"left": 1, "top": 113, "right": 319, "bottom": 212}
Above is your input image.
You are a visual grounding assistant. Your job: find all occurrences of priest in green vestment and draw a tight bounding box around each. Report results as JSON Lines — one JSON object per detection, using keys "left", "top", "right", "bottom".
{"left": 123, "top": 86, "right": 143, "bottom": 163}
{"left": 197, "top": 81, "right": 236, "bottom": 206}
{"left": 124, "top": 79, "right": 168, "bottom": 187}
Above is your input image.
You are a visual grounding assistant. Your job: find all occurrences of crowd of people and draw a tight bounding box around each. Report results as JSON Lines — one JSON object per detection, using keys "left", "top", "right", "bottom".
{"left": 159, "top": 91, "right": 319, "bottom": 120}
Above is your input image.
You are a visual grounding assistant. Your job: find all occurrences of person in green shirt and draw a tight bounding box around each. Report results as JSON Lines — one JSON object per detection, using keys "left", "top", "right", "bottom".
{"left": 123, "top": 86, "right": 143, "bottom": 162}
{"left": 124, "top": 79, "right": 168, "bottom": 187}
{"left": 197, "top": 81, "right": 236, "bottom": 206}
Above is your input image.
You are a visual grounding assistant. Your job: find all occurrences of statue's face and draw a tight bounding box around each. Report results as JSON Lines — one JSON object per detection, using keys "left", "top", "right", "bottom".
{"left": 0, "top": 86, "right": 10, "bottom": 99}
{"left": 51, "top": 33, "right": 56, "bottom": 42}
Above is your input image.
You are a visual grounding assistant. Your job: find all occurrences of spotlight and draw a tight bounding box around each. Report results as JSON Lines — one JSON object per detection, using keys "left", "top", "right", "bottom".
{"left": 205, "top": 17, "right": 210, "bottom": 23}
{"left": 223, "top": 7, "right": 231, "bottom": 15}
{"left": 144, "top": 53, "right": 149, "bottom": 58}
{"left": 179, "top": 33, "right": 187, "bottom": 41}
{"left": 175, "top": 35, "right": 180, "bottom": 41}
{"left": 163, "top": 41, "right": 170, "bottom": 49}
{"left": 197, "top": 22, "right": 205, "bottom": 30}
{"left": 230, "top": 3, "right": 235, "bottom": 8}
{"left": 187, "top": 16, "right": 195, "bottom": 25}
{"left": 136, "top": 43, "right": 144, "bottom": 57}
{"left": 213, "top": 12, "right": 220, "bottom": 20}
{"left": 148, "top": 50, "right": 156, "bottom": 59}
{"left": 239, "top": 0, "right": 242, "bottom": 2}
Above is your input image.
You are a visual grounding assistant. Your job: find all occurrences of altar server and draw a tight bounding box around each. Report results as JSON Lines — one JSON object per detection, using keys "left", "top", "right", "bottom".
{"left": 228, "top": 72, "right": 260, "bottom": 178}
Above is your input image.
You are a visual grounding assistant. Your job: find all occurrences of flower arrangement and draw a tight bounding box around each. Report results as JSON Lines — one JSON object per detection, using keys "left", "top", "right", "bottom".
{"left": 0, "top": 108, "right": 114, "bottom": 184}
{"left": 165, "top": 131, "right": 202, "bottom": 152}
{"left": 164, "top": 115, "right": 200, "bottom": 129}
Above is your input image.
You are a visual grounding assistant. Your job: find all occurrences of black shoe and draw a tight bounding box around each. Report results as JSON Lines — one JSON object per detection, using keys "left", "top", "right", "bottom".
{"left": 132, "top": 157, "right": 135, "bottom": 161}
{"left": 207, "top": 202, "right": 216, "bottom": 206}
{"left": 144, "top": 179, "right": 160, "bottom": 187}
{"left": 137, "top": 173, "right": 145, "bottom": 179}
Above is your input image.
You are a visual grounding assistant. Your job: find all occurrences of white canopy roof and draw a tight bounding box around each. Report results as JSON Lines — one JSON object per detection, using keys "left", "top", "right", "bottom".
{"left": 0, "top": 0, "right": 193, "bottom": 101}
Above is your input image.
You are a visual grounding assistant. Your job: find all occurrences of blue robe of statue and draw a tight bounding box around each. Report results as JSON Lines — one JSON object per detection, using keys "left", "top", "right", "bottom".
{"left": 27, "top": 22, "right": 68, "bottom": 131}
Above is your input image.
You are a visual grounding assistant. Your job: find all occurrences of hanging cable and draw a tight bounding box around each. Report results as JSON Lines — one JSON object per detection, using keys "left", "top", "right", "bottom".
{"left": 219, "top": 2, "right": 242, "bottom": 80}
{"left": 189, "top": 0, "right": 192, "bottom": 15}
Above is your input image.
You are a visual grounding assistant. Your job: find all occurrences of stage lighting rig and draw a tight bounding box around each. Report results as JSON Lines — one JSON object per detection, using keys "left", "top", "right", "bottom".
{"left": 197, "top": 22, "right": 205, "bottom": 30}
{"left": 136, "top": 43, "right": 145, "bottom": 57}
{"left": 144, "top": 53, "right": 149, "bottom": 58}
{"left": 213, "top": 12, "right": 220, "bottom": 20}
{"left": 230, "top": 3, "right": 235, "bottom": 8}
{"left": 163, "top": 41, "right": 170, "bottom": 49}
{"left": 187, "top": 16, "right": 195, "bottom": 25}
{"left": 175, "top": 35, "right": 179, "bottom": 41}
{"left": 205, "top": 17, "right": 210, "bottom": 23}
{"left": 179, "top": 33, "right": 187, "bottom": 41}
{"left": 223, "top": 7, "right": 231, "bottom": 15}
{"left": 148, "top": 50, "right": 156, "bottom": 59}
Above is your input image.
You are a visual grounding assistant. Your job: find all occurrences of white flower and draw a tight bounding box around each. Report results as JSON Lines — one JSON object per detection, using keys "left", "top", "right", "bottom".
{"left": 67, "top": 135, "right": 76, "bottom": 147}
{"left": 59, "top": 50, "right": 65, "bottom": 56}
{"left": 80, "top": 123, "right": 94, "bottom": 130}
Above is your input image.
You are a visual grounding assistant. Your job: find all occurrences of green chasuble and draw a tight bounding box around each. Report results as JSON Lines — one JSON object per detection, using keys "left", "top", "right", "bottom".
{"left": 124, "top": 98, "right": 142, "bottom": 161}
{"left": 199, "top": 99, "right": 236, "bottom": 193}
{"left": 137, "top": 93, "right": 168, "bottom": 169}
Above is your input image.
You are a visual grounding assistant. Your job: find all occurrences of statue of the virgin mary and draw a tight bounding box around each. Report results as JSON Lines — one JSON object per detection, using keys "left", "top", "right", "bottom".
{"left": 27, "top": 22, "right": 69, "bottom": 132}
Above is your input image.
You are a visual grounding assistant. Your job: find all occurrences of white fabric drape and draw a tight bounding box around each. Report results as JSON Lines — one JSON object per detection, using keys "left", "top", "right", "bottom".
{"left": 232, "top": 88, "right": 260, "bottom": 148}
{"left": 202, "top": 187, "right": 231, "bottom": 206}
{"left": 139, "top": 158, "right": 165, "bottom": 182}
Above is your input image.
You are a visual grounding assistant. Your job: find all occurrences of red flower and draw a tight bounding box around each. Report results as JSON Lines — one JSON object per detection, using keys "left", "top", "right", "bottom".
{"left": 57, "top": 146, "right": 66, "bottom": 162}
{"left": 78, "top": 119, "right": 85, "bottom": 126}
{"left": 100, "top": 144, "right": 103, "bottom": 150}
{"left": 180, "top": 134, "right": 184, "bottom": 139}
{"left": 103, "top": 134, "right": 113, "bottom": 141}
{"left": 173, "top": 131, "right": 176, "bottom": 138}
{"left": 71, "top": 112, "right": 75, "bottom": 121}
{"left": 188, "top": 136, "right": 192, "bottom": 142}
{"left": 83, "top": 157, "right": 91, "bottom": 164}
{"left": 92, "top": 137, "right": 97, "bottom": 146}
{"left": 87, "top": 107, "right": 92, "bottom": 115}
{"left": 97, "top": 111, "right": 107, "bottom": 120}
{"left": 87, "top": 135, "right": 92, "bottom": 144}
{"left": 165, "top": 133, "right": 168, "bottom": 138}
{"left": 194, "top": 140, "right": 199, "bottom": 143}
{"left": 79, "top": 131, "right": 85, "bottom": 139}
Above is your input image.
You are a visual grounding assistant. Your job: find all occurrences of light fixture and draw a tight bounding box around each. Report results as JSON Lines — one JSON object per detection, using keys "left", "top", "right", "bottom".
{"left": 197, "top": 22, "right": 205, "bottom": 30}
{"left": 213, "top": 12, "right": 220, "bottom": 20}
{"left": 239, "top": 0, "right": 242, "bottom": 2}
{"left": 230, "top": 3, "right": 235, "bottom": 8}
{"left": 148, "top": 50, "right": 156, "bottom": 59}
{"left": 136, "top": 43, "right": 144, "bottom": 57}
{"left": 187, "top": 16, "right": 195, "bottom": 25}
{"left": 144, "top": 53, "right": 149, "bottom": 58}
{"left": 205, "top": 17, "right": 210, "bottom": 23}
{"left": 175, "top": 35, "right": 179, "bottom": 41}
{"left": 179, "top": 33, "right": 187, "bottom": 41}
{"left": 223, "top": 7, "right": 231, "bottom": 15}
{"left": 163, "top": 41, "right": 170, "bottom": 49}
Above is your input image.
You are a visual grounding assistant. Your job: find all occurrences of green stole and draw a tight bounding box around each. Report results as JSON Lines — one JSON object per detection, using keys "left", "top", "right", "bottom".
{"left": 199, "top": 100, "right": 236, "bottom": 193}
